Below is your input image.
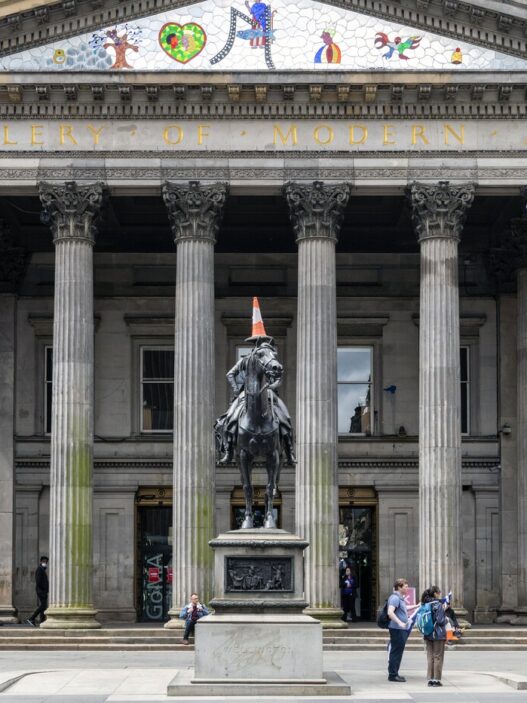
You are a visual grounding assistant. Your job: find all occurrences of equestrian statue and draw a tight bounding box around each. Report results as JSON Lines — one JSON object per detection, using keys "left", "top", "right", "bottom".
{"left": 215, "top": 297, "right": 296, "bottom": 529}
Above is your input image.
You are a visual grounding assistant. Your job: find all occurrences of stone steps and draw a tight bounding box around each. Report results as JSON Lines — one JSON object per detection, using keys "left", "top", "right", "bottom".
{"left": 0, "top": 627, "right": 526, "bottom": 651}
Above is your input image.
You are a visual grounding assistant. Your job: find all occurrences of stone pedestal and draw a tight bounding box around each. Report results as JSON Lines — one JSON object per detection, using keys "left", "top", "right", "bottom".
{"left": 167, "top": 529, "right": 350, "bottom": 696}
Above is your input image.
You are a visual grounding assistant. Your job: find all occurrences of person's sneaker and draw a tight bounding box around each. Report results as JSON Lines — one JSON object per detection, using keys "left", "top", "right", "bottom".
{"left": 388, "top": 676, "right": 406, "bottom": 682}
{"left": 434, "top": 681, "right": 443, "bottom": 687}
{"left": 427, "top": 680, "right": 435, "bottom": 686}
{"left": 25, "top": 619, "right": 35, "bottom": 627}
{"left": 182, "top": 639, "right": 189, "bottom": 645}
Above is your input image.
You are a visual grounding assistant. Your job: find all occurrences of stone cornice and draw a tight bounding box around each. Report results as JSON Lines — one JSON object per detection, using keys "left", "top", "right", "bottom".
{"left": 3, "top": 73, "right": 527, "bottom": 117}
{"left": 0, "top": 0, "right": 526, "bottom": 59}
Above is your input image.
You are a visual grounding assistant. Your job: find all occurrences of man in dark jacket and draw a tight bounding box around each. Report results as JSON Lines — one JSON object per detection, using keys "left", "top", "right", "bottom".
{"left": 26, "top": 556, "right": 49, "bottom": 626}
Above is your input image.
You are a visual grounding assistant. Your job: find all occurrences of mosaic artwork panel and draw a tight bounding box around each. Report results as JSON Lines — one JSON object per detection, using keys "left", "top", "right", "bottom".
{"left": 2, "top": 0, "right": 527, "bottom": 72}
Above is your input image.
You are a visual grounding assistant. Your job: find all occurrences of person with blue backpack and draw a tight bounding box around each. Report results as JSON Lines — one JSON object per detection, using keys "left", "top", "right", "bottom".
{"left": 417, "top": 586, "right": 447, "bottom": 687}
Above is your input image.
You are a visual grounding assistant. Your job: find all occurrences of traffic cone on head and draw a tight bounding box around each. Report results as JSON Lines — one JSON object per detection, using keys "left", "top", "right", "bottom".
{"left": 245, "top": 297, "right": 274, "bottom": 345}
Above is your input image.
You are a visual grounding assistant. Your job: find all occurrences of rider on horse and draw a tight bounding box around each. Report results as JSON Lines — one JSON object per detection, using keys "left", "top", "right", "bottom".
{"left": 217, "top": 334, "right": 296, "bottom": 466}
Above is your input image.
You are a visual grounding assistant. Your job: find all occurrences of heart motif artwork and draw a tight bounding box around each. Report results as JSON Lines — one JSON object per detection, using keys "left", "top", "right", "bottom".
{"left": 159, "top": 22, "right": 207, "bottom": 64}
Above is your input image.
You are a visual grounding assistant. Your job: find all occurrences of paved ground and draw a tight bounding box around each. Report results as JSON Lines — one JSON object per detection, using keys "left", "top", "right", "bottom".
{"left": 0, "top": 650, "right": 526, "bottom": 702}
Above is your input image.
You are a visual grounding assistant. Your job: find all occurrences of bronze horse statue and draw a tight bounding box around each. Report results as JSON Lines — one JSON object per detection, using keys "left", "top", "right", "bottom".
{"left": 236, "top": 341, "right": 283, "bottom": 529}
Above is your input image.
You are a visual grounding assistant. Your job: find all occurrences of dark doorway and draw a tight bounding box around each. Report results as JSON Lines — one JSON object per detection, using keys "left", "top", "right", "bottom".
{"left": 339, "top": 503, "right": 377, "bottom": 621}
{"left": 137, "top": 506, "right": 172, "bottom": 622}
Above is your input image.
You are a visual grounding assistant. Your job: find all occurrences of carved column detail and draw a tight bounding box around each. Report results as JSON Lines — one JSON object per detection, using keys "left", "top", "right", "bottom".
{"left": 163, "top": 181, "right": 228, "bottom": 627}
{"left": 284, "top": 181, "right": 350, "bottom": 626}
{"left": 39, "top": 181, "right": 105, "bottom": 629}
{"left": 407, "top": 181, "right": 475, "bottom": 616}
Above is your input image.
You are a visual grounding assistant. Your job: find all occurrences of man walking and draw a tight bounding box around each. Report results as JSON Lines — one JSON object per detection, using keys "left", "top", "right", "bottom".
{"left": 26, "top": 556, "right": 49, "bottom": 627}
{"left": 387, "top": 577, "right": 410, "bottom": 682}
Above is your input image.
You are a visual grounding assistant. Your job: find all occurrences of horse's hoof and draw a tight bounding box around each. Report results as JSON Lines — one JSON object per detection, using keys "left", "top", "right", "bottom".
{"left": 263, "top": 515, "right": 276, "bottom": 529}
{"left": 241, "top": 517, "right": 254, "bottom": 529}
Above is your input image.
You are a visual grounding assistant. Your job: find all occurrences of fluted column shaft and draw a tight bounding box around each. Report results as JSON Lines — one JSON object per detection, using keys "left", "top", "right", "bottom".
{"left": 39, "top": 181, "right": 105, "bottom": 629}
{"left": 408, "top": 181, "right": 474, "bottom": 612}
{"left": 285, "top": 181, "right": 350, "bottom": 625}
{"left": 163, "top": 181, "right": 228, "bottom": 625}
{"left": 517, "top": 267, "right": 527, "bottom": 608}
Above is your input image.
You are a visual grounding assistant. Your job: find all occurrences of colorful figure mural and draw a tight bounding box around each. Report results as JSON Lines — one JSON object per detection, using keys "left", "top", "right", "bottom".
{"left": 89, "top": 25, "right": 142, "bottom": 69}
{"left": 211, "top": 2, "right": 276, "bottom": 69}
{"left": 374, "top": 32, "right": 422, "bottom": 60}
{"left": 159, "top": 22, "right": 207, "bottom": 63}
{"left": 314, "top": 28, "right": 341, "bottom": 63}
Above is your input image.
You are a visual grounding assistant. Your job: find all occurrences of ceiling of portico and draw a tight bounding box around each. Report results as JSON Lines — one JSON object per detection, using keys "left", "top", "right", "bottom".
{"left": 1, "top": 0, "right": 527, "bottom": 72}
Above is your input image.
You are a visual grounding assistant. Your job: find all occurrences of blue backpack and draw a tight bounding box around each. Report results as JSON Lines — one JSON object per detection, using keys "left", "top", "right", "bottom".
{"left": 415, "top": 602, "right": 435, "bottom": 636}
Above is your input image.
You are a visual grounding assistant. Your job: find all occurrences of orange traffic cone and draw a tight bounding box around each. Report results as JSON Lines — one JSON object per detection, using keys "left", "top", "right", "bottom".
{"left": 251, "top": 296, "right": 267, "bottom": 337}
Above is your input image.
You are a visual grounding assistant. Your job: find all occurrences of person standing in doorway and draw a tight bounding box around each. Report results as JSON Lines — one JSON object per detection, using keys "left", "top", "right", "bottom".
{"left": 387, "top": 577, "right": 411, "bottom": 682}
{"left": 179, "top": 592, "right": 209, "bottom": 644}
{"left": 26, "top": 556, "right": 49, "bottom": 627}
{"left": 340, "top": 566, "right": 356, "bottom": 622}
{"left": 420, "top": 585, "right": 447, "bottom": 686}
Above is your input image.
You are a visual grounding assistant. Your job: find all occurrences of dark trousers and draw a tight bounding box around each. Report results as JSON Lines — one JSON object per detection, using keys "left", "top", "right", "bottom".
{"left": 183, "top": 619, "right": 197, "bottom": 640}
{"left": 341, "top": 593, "right": 354, "bottom": 619}
{"left": 388, "top": 627, "right": 408, "bottom": 677}
{"left": 29, "top": 593, "right": 48, "bottom": 624}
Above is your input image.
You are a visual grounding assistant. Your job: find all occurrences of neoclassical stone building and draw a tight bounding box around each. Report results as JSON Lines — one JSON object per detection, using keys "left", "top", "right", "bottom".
{"left": 0, "top": 0, "right": 526, "bottom": 627}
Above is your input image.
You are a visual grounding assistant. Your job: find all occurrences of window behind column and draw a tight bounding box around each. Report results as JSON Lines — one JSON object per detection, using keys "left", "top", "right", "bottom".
{"left": 338, "top": 347, "right": 373, "bottom": 435}
{"left": 140, "top": 347, "right": 174, "bottom": 433}
{"left": 44, "top": 346, "right": 53, "bottom": 435}
{"left": 460, "top": 346, "right": 470, "bottom": 435}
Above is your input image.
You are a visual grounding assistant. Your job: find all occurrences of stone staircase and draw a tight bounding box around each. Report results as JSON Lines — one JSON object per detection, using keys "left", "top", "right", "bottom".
{"left": 0, "top": 624, "right": 526, "bottom": 650}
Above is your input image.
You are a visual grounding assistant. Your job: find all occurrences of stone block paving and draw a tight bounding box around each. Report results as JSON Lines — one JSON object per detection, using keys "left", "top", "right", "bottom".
{"left": 0, "top": 651, "right": 526, "bottom": 702}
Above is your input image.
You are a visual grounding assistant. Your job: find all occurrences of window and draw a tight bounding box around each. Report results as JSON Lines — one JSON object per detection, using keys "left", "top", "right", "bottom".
{"left": 236, "top": 345, "right": 252, "bottom": 362}
{"left": 44, "top": 346, "right": 53, "bottom": 435}
{"left": 141, "top": 347, "right": 174, "bottom": 433}
{"left": 338, "top": 347, "right": 373, "bottom": 435}
{"left": 460, "top": 346, "right": 470, "bottom": 435}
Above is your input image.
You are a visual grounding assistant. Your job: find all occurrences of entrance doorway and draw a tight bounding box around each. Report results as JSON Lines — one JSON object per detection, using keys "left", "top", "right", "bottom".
{"left": 136, "top": 488, "right": 173, "bottom": 623}
{"left": 339, "top": 487, "right": 377, "bottom": 621}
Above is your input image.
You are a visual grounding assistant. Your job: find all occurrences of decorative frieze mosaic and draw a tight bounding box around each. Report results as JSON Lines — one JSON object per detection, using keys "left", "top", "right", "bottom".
{"left": 1, "top": 0, "right": 527, "bottom": 72}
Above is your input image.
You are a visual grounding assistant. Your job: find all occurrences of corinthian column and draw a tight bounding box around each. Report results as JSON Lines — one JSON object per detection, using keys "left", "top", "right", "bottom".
{"left": 407, "top": 181, "right": 474, "bottom": 616}
{"left": 39, "top": 181, "right": 105, "bottom": 629}
{"left": 163, "top": 181, "right": 228, "bottom": 627}
{"left": 284, "top": 181, "right": 350, "bottom": 626}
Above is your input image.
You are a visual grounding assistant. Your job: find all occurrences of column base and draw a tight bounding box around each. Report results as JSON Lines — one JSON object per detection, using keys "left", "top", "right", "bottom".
{"left": 164, "top": 609, "right": 185, "bottom": 630}
{"left": 452, "top": 606, "right": 472, "bottom": 629}
{"left": 303, "top": 607, "right": 347, "bottom": 629}
{"left": 472, "top": 606, "right": 498, "bottom": 624}
{"left": 40, "top": 607, "right": 101, "bottom": 629}
{"left": 497, "top": 607, "right": 527, "bottom": 625}
{"left": 0, "top": 605, "right": 18, "bottom": 625}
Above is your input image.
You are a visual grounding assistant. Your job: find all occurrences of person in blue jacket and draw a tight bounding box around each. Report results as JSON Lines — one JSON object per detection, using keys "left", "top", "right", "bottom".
{"left": 420, "top": 586, "right": 447, "bottom": 687}
{"left": 179, "top": 592, "right": 209, "bottom": 644}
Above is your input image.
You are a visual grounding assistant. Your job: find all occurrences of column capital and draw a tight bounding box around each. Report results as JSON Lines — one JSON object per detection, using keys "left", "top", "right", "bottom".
{"left": 162, "top": 181, "right": 229, "bottom": 244}
{"left": 407, "top": 181, "right": 475, "bottom": 243}
{"left": 39, "top": 181, "right": 106, "bottom": 245}
{"left": 283, "top": 181, "right": 350, "bottom": 243}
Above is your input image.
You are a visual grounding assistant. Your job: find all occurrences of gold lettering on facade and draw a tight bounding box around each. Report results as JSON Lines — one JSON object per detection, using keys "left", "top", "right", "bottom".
{"left": 383, "top": 124, "right": 396, "bottom": 145}
{"left": 197, "top": 124, "right": 210, "bottom": 145}
{"left": 273, "top": 124, "right": 298, "bottom": 146}
{"left": 87, "top": 124, "right": 104, "bottom": 146}
{"left": 313, "top": 124, "right": 334, "bottom": 145}
{"left": 30, "top": 125, "right": 44, "bottom": 146}
{"left": 59, "top": 125, "right": 78, "bottom": 145}
{"left": 163, "top": 125, "right": 184, "bottom": 145}
{"left": 3, "top": 126, "right": 17, "bottom": 145}
{"left": 444, "top": 123, "right": 464, "bottom": 145}
{"left": 411, "top": 124, "right": 430, "bottom": 145}
{"left": 349, "top": 125, "right": 368, "bottom": 145}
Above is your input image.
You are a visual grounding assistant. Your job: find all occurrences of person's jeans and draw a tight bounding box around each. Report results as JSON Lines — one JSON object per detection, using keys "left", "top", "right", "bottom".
{"left": 29, "top": 593, "right": 48, "bottom": 624}
{"left": 388, "top": 627, "right": 409, "bottom": 677}
{"left": 183, "top": 620, "right": 196, "bottom": 640}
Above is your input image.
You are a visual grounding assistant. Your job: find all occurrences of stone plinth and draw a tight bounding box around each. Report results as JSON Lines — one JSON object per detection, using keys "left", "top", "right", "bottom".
{"left": 167, "top": 528, "right": 351, "bottom": 697}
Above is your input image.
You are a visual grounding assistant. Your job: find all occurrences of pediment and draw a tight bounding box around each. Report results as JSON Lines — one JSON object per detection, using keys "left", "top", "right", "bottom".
{"left": 2, "top": 0, "right": 527, "bottom": 72}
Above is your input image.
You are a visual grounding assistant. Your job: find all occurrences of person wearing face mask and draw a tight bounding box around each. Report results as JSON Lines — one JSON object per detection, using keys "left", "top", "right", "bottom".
{"left": 26, "top": 556, "right": 49, "bottom": 627}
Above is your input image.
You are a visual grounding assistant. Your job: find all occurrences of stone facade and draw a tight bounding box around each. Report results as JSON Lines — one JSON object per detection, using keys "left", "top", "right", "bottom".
{"left": 0, "top": 0, "right": 525, "bottom": 628}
